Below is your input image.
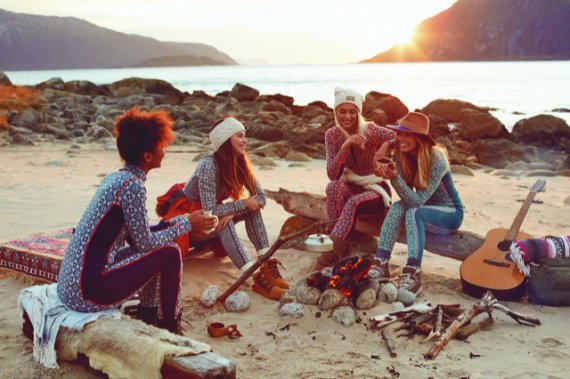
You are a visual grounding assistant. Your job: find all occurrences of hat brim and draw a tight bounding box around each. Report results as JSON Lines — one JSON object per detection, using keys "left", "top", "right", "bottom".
{"left": 386, "top": 124, "right": 436, "bottom": 145}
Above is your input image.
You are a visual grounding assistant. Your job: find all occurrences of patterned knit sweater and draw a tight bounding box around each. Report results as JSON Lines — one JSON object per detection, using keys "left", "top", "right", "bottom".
{"left": 392, "top": 148, "right": 463, "bottom": 209}
{"left": 183, "top": 155, "right": 266, "bottom": 217}
{"left": 326, "top": 123, "right": 395, "bottom": 180}
{"left": 57, "top": 164, "right": 191, "bottom": 313}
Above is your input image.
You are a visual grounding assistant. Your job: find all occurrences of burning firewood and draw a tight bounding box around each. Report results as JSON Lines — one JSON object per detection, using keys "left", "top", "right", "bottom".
{"left": 424, "top": 291, "right": 541, "bottom": 360}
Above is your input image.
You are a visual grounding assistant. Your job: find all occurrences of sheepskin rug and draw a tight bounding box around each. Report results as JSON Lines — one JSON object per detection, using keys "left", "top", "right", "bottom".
{"left": 56, "top": 315, "right": 211, "bottom": 379}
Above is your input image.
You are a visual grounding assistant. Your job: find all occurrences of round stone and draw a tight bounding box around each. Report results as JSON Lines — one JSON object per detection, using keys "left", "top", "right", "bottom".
{"left": 377, "top": 282, "right": 398, "bottom": 303}
{"left": 397, "top": 289, "right": 416, "bottom": 307}
{"left": 279, "top": 303, "right": 304, "bottom": 318}
{"left": 200, "top": 285, "right": 219, "bottom": 307}
{"left": 224, "top": 291, "right": 251, "bottom": 312}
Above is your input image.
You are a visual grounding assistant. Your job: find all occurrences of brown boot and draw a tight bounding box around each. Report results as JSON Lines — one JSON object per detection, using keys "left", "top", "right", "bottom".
{"left": 398, "top": 266, "right": 422, "bottom": 295}
{"left": 252, "top": 272, "right": 287, "bottom": 300}
{"left": 312, "top": 237, "right": 349, "bottom": 272}
{"left": 261, "top": 258, "right": 289, "bottom": 289}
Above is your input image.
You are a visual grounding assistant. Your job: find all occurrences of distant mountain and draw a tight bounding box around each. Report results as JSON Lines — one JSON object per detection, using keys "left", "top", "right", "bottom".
{"left": 130, "top": 55, "right": 229, "bottom": 68}
{"left": 0, "top": 8, "right": 237, "bottom": 70}
{"left": 362, "top": 0, "right": 570, "bottom": 62}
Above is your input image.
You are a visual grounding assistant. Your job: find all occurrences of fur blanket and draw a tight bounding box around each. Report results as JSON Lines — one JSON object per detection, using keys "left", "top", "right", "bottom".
{"left": 56, "top": 315, "right": 211, "bottom": 379}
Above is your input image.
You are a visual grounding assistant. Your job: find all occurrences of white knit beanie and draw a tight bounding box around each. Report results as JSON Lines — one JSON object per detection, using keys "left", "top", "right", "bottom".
{"left": 209, "top": 117, "right": 246, "bottom": 152}
{"left": 334, "top": 87, "right": 363, "bottom": 113}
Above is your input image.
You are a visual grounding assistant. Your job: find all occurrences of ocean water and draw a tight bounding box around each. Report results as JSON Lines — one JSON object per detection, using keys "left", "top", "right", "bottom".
{"left": 5, "top": 61, "right": 570, "bottom": 129}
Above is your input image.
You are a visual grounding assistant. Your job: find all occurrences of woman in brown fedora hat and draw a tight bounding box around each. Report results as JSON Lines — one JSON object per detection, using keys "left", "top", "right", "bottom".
{"left": 370, "top": 111, "right": 464, "bottom": 296}
{"left": 312, "top": 88, "right": 396, "bottom": 272}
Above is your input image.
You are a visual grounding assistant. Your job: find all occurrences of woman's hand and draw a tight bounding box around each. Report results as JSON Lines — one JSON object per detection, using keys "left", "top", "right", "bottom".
{"left": 187, "top": 210, "right": 217, "bottom": 234}
{"left": 215, "top": 215, "right": 234, "bottom": 232}
{"left": 341, "top": 134, "right": 366, "bottom": 152}
{"left": 374, "top": 141, "right": 395, "bottom": 162}
{"left": 244, "top": 196, "right": 263, "bottom": 212}
{"left": 374, "top": 158, "right": 397, "bottom": 179}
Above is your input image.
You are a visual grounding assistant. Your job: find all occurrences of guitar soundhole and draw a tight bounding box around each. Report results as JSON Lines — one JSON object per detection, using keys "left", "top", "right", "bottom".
{"left": 497, "top": 240, "right": 512, "bottom": 251}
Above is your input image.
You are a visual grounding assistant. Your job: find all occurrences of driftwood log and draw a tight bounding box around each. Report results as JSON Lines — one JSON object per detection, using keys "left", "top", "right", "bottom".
{"left": 424, "top": 291, "right": 540, "bottom": 360}
{"left": 266, "top": 188, "right": 484, "bottom": 261}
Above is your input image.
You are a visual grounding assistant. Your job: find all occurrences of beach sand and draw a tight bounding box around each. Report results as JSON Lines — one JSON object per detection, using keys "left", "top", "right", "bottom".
{"left": 0, "top": 142, "right": 568, "bottom": 378}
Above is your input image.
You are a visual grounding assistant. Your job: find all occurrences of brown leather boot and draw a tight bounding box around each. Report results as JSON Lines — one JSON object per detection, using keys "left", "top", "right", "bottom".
{"left": 260, "top": 258, "right": 289, "bottom": 289}
{"left": 312, "top": 237, "right": 349, "bottom": 272}
{"left": 252, "top": 271, "right": 287, "bottom": 300}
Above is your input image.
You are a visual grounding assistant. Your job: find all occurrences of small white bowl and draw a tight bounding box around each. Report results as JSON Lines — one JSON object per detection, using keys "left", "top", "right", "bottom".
{"left": 304, "top": 234, "right": 333, "bottom": 252}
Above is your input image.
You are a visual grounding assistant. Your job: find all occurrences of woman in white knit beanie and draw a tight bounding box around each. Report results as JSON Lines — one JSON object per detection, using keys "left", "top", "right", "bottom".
{"left": 181, "top": 117, "right": 288, "bottom": 300}
{"left": 313, "top": 88, "right": 397, "bottom": 271}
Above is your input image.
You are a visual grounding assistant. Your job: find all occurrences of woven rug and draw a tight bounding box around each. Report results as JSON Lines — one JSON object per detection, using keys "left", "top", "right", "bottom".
{"left": 0, "top": 229, "right": 72, "bottom": 283}
{"left": 0, "top": 228, "right": 214, "bottom": 284}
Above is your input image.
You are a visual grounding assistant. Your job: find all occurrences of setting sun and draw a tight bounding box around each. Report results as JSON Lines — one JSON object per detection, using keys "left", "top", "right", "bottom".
{"left": 0, "top": 0, "right": 458, "bottom": 64}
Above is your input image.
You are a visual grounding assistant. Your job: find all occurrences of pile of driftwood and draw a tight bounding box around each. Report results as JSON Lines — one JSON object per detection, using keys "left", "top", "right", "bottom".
{"left": 369, "top": 291, "right": 541, "bottom": 360}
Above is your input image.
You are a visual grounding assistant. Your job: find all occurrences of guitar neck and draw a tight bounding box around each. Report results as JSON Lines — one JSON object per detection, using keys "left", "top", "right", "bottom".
{"left": 504, "top": 191, "right": 537, "bottom": 242}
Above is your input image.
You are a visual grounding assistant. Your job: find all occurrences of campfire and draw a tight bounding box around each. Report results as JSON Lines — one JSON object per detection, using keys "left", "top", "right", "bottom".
{"left": 306, "top": 255, "right": 375, "bottom": 305}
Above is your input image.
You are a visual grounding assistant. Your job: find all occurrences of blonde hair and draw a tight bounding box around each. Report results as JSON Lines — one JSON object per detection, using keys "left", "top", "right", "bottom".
{"left": 334, "top": 109, "right": 369, "bottom": 138}
{"left": 395, "top": 135, "right": 447, "bottom": 190}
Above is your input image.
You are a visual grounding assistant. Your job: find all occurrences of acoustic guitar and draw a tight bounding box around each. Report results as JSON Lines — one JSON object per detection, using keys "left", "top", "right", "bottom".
{"left": 459, "top": 179, "right": 546, "bottom": 301}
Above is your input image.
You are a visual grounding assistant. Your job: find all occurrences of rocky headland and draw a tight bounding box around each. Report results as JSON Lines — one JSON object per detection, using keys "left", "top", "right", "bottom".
{"left": 1, "top": 70, "right": 569, "bottom": 177}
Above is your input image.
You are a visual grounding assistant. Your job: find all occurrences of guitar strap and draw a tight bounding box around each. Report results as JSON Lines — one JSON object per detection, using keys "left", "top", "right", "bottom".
{"left": 508, "top": 235, "right": 570, "bottom": 277}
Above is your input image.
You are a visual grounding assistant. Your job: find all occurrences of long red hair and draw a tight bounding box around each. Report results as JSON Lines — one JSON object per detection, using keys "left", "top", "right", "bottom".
{"left": 213, "top": 139, "right": 257, "bottom": 200}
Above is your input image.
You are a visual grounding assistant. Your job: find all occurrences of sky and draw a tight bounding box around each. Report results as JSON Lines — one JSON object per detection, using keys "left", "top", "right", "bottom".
{"left": 1, "top": 0, "right": 458, "bottom": 65}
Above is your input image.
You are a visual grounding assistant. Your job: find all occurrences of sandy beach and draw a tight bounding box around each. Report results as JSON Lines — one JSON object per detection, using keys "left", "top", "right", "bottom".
{"left": 0, "top": 141, "right": 569, "bottom": 378}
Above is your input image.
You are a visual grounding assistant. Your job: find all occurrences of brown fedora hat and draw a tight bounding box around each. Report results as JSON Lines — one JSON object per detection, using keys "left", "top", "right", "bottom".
{"left": 387, "top": 112, "right": 435, "bottom": 145}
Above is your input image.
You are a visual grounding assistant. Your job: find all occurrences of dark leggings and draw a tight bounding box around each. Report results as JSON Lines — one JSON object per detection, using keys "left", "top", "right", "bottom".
{"left": 81, "top": 214, "right": 182, "bottom": 321}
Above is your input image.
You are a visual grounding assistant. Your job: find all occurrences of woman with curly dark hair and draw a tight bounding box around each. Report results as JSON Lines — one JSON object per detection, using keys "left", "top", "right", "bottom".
{"left": 56, "top": 107, "right": 216, "bottom": 334}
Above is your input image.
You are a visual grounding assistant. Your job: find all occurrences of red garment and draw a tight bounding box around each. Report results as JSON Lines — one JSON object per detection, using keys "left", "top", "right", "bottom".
{"left": 157, "top": 184, "right": 227, "bottom": 257}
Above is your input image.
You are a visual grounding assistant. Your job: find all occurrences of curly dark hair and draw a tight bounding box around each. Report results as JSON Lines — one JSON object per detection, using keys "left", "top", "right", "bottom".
{"left": 114, "top": 107, "right": 174, "bottom": 166}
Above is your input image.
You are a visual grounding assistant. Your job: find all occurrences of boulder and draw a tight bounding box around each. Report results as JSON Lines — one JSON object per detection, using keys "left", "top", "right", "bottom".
{"left": 285, "top": 151, "right": 311, "bottom": 162}
{"left": 299, "top": 104, "right": 329, "bottom": 121}
{"left": 257, "top": 93, "right": 294, "bottom": 107}
{"left": 64, "top": 80, "right": 110, "bottom": 97}
{"left": 0, "top": 71, "right": 12, "bottom": 86}
{"left": 117, "top": 95, "right": 155, "bottom": 110}
{"left": 110, "top": 78, "right": 184, "bottom": 105}
{"left": 512, "top": 115, "right": 570, "bottom": 151}
{"left": 246, "top": 112, "right": 285, "bottom": 141}
{"left": 455, "top": 109, "right": 508, "bottom": 141}
{"left": 36, "top": 77, "right": 65, "bottom": 91}
{"left": 365, "top": 109, "right": 388, "bottom": 126}
{"left": 229, "top": 83, "right": 259, "bottom": 102}
{"left": 428, "top": 114, "right": 451, "bottom": 139}
{"left": 85, "top": 124, "right": 114, "bottom": 140}
{"left": 471, "top": 138, "right": 526, "bottom": 169}
{"left": 250, "top": 141, "right": 291, "bottom": 158}
{"left": 262, "top": 100, "right": 292, "bottom": 115}
{"left": 421, "top": 99, "right": 485, "bottom": 122}
{"left": 363, "top": 92, "right": 408, "bottom": 124}
{"left": 11, "top": 108, "right": 44, "bottom": 132}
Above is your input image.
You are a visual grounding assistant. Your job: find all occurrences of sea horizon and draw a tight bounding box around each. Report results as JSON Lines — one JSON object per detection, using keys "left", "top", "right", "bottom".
{"left": 5, "top": 61, "right": 570, "bottom": 130}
